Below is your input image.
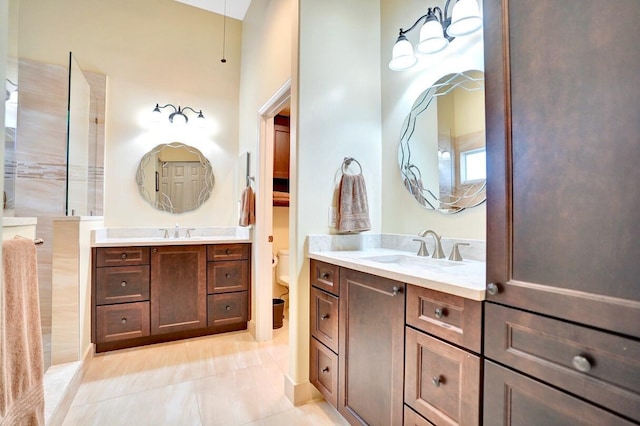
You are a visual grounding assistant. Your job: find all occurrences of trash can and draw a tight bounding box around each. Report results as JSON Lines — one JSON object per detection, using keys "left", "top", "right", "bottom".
{"left": 273, "top": 298, "right": 285, "bottom": 329}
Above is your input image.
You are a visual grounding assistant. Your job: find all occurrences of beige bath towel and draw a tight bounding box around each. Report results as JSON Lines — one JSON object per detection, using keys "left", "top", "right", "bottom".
{"left": 0, "top": 237, "right": 45, "bottom": 426}
{"left": 337, "top": 174, "right": 371, "bottom": 233}
{"left": 239, "top": 185, "right": 255, "bottom": 226}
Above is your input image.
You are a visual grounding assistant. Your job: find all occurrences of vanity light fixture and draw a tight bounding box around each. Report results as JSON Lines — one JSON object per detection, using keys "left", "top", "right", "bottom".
{"left": 152, "top": 103, "right": 205, "bottom": 125}
{"left": 389, "top": 0, "right": 483, "bottom": 71}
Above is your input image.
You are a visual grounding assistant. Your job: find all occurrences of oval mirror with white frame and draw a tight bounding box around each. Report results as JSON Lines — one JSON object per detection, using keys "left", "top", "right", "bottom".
{"left": 398, "top": 70, "right": 486, "bottom": 214}
{"left": 136, "top": 142, "right": 214, "bottom": 213}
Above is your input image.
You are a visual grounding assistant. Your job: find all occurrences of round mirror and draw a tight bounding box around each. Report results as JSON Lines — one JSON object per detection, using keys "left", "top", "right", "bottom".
{"left": 136, "top": 142, "right": 214, "bottom": 213}
{"left": 398, "top": 70, "right": 486, "bottom": 214}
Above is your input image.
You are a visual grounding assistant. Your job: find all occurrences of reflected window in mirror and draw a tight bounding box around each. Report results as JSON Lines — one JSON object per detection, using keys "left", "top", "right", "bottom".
{"left": 136, "top": 142, "right": 214, "bottom": 214}
{"left": 398, "top": 70, "right": 486, "bottom": 214}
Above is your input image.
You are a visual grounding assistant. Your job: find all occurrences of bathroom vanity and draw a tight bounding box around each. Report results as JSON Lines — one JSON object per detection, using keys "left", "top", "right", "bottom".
{"left": 91, "top": 228, "right": 251, "bottom": 352}
{"left": 308, "top": 236, "right": 485, "bottom": 426}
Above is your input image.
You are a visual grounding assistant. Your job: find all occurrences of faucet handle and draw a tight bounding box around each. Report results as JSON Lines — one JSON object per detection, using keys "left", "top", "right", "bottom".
{"left": 185, "top": 228, "right": 196, "bottom": 238}
{"left": 448, "top": 243, "right": 470, "bottom": 261}
{"left": 412, "top": 238, "right": 429, "bottom": 257}
{"left": 158, "top": 229, "right": 169, "bottom": 239}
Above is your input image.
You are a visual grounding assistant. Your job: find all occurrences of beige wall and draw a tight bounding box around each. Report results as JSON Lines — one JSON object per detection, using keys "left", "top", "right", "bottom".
{"left": 381, "top": 0, "right": 486, "bottom": 239}
{"left": 17, "top": 0, "right": 243, "bottom": 228}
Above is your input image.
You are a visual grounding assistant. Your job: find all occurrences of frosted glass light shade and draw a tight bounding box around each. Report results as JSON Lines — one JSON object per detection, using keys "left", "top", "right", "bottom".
{"left": 389, "top": 37, "right": 418, "bottom": 71}
{"left": 417, "top": 19, "right": 448, "bottom": 54}
{"left": 447, "top": 0, "right": 482, "bottom": 37}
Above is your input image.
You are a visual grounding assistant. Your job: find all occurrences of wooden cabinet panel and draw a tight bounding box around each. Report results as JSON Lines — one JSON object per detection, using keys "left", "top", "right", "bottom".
{"left": 207, "top": 292, "right": 248, "bottom": 328}
{"left": 404, "top": 405, "right": 434, "bottom": 426}
{"left": 207, "top": 261, "right": 248, "bottom": 294}
{"left": 405, "top": 328, "right": 480, "bottom": 425}
{"left": 95, "top": 302, "right": 150, "bottom": 343}
{"left": 484, "top": 361, "right": 634, "bottom": 426}
{"left": 95, "top": 265, "right": 149, "bottom": 305}
{"left": 150, "top": 245, "right": 206, "bottom": 335}
{"left": 96, "top": 246, "right": 149, "bottom": 267}
{"left": 338, "top": 268, "right": 404, "bottom": 426}
{"left": 485, "top": 303, "right": 640, "bottom": 422}
{"left": 273, "top": 122, "right": 290, "bottom": 180}
{"left": 310, "top": 287, "right": 339, "bottom": 354}
{"left": 207, "top": 243, "right": 250, "bottom": 262}
{"left": 406, "top": 285, "right": 482, "bottom": 354}
{"left": 310, "top": 259, "right": 340, "bottom": 296}
{"left": 310, "top": 337, "right": 339, "bottom": 408}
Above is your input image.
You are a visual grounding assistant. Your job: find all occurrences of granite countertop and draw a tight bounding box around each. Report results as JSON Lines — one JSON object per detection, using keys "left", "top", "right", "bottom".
{"left": 307, "top": 234, "right": 486, "bottom": 301}
{"left": 91, "top": 226, "right": 251, "bottom": 247}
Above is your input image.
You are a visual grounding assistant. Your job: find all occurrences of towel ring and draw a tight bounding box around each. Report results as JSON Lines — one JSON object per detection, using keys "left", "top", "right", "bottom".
{"left": 342, "top": 157, "right": 363, "bottom": 175}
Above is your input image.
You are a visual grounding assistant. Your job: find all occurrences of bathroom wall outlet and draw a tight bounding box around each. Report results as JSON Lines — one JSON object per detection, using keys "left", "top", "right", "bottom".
{"left": 328, "top": 207, "right": 337, "bottom": 227}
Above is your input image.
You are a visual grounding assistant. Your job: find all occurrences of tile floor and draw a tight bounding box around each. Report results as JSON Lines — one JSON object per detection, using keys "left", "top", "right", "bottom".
{"left": 62, "top": 320, "right": 349, "bottom": 425}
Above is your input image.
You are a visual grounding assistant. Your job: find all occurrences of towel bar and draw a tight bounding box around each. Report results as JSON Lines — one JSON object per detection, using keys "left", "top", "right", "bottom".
{"left": 342, "top": 157, "right": 363, "bottom": 175}
{"left": 34, "top": 238, "right": 44, "bottom": 246}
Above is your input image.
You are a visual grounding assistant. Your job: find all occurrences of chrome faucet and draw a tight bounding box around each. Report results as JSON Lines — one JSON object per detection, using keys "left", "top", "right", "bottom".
{"left": 174, "top": 223, "right": 180, "bottom": 238}
{"left": 418, "top": 229, "right": 446, "bottom": 259}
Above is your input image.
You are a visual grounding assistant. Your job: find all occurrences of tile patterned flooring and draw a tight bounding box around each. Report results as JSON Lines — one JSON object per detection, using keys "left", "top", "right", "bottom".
{"left": 62, "top": 320, "right": 349, "bottom": 425}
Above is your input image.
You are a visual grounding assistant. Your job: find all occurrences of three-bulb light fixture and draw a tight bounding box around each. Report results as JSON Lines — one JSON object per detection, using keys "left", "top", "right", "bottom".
{"left": 152, "top": 103, "right": 205, "bottom": 126}
{"left": 389, "top": 0, "right": 483, "bottom": 71}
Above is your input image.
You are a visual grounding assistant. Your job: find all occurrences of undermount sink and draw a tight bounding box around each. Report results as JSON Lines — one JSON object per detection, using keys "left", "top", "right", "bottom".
{"left": 361, "top": 254, "right": 462, "bottom": 268}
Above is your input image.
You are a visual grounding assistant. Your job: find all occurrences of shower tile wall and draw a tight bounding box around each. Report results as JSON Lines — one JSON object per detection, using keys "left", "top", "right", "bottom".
{"left": 14, "top": 58, "right": 105, "bottom": 368}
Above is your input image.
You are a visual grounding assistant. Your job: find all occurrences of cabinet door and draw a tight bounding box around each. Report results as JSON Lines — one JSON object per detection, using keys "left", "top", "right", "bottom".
{"left": 273, "top": 122, "right": 290, "bottom": 179}
{"left": 338, "top": 268, "right": 404, "bottom": 426}
{"left": 150, "top": 245, "right": 206, "bottom": 334}
{"left": 484, "top": 0, "right": 640, "bottom": 337}
{"left": 484, "top": 361, "right": 634, "bottom": 426}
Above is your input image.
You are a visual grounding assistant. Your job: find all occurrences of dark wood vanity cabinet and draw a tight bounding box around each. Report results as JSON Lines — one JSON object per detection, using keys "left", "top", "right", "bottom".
{"left": 484, "top": 0, "right": 640, "bottom": 422}
{"left": 93, "top": 243, "right": 251, "bottom": 352}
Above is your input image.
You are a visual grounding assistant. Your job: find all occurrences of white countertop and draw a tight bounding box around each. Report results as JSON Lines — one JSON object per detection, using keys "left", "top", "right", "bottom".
{"left": 91, "top": 226, "right": 251, "bottom": 247}
{"left": 308, "top": 248, "right": 486, "bottom": 301}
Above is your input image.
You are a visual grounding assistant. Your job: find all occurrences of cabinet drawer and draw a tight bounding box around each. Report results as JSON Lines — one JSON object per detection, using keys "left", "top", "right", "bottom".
{"left": 484, "top": 361, "right": 634, "bottom": 426}
{"left": 310, "top": 337, "right": 338, "bottom": 408}
{"left": 207, "top": 292, "right": 248, "bottom": 327}
{"left": 207, "top": 261, "right": 248, "bottom": 294}
{"left": 310, "top": 287, "right": 339, "bottom": 353}
{"left": 310, "top": 259, "right": 339, "bottom": 296}
{"left": 96, "top": 247, "right": 150, "bottom": 267}
{"left": 404, "top": 405, "right": 434, "bottom": 426}
{"left": 485, "top": 303, "right": 640, "bottom": 422}
{"left": 95, "top": 302, "right": 150, "bottom": 343}
{"left": 406, "top": 284, "right": 481, "bottom": 353}
{"left": 95, "top": 265, "right": 150, "bottom": 305}
{"left": 405, "top": 328, "right": 480, "bottom": 426}
{"left": 207, "top": 244, "right": 250, "bottom": 261}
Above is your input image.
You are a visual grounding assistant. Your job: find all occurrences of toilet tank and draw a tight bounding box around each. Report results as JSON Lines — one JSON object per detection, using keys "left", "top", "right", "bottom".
{"left": 276, "top": 249, "right": 289, "bottom": 287}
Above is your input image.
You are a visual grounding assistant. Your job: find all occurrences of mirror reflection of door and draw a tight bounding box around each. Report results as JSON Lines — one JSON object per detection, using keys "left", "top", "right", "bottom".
{"left": 159, "top": 161, "right": 207, "bottom": 213}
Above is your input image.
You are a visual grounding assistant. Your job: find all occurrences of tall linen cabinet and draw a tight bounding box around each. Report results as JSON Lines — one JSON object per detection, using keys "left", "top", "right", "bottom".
{"left": 483, "top": 0, "right": 640, "bottom": 424}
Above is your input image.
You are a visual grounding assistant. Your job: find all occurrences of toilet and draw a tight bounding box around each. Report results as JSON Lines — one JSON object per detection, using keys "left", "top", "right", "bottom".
{"left": 276, "top": 249, "right": 289, "bottom": 287}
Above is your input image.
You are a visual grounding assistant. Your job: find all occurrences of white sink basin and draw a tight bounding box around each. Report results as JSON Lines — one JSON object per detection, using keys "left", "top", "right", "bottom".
{"left": 361, "top": 254, "right": 462, "bottom": 268}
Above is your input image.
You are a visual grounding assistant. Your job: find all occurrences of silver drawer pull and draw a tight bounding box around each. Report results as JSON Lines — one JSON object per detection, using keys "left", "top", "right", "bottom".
{"left": 225, "top": 249, "right": 231, "bottom": 255}
{"left": 432, "top": 376, "right": 442, "bottom": 387}
{"left": 487, "top": 282, "right": 500, "bottom": 295}
{"left": 434, "top": 308, "right": 444, "bottom": 319}
{"left": 321, "top": 314, "right": 329, "bottom": 320}
{"left": 121, "top": 318, "right": 127, "bottom": 324}
{"left": 392, "top": 286, "right": 400, "bottom": 296}
{"left": 320, "top": 272, "right": 330, "bottom": 279}
{"left": 225, "top": 273, "right": 231, "bottom": 279}
{"left": 121, "top": 253, "right": 128, "bottom": 259}
{"left": 226, "top": 305, "right": 232, "bottom": 311}
{"left": 322, "top": 367, "right": 330, "bottom": 373}
{"left": 572, "top": 355, "right": 592, "bottom": 373}
{"left": 121, "top": 281, "right": 127, "bottom": 287}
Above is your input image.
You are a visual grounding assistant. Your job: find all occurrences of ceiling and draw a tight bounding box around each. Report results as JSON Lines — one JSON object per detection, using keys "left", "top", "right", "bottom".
{"left": 174, "top": 0, "right": 252, "bottom": 20}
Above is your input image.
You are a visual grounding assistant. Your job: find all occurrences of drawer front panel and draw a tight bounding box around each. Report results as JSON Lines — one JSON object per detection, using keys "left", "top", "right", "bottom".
{"left": 406, "top": 285, "right": 482, "bottom": 353}
{"left": 95, "top": 302, "right": 150, "bottom": 343}
{"left": 310, "top": 287, "right": 339, "bottom": 353}
{"left": 310, "top": 337, "right": 339, "bottom": 408}
{"left": 96, "top": 265, "right": 150, "bottom": 305}
{"left": 405, "top": 328, "right": 480, "bottom": 425}
{"left": 485, "top": 303, "right": 640, "bottom": 422}
{"left": 484, "top": 361, "right": 634, "bottom": 426}
{"left": 207, "top": 292, "right": 248, "bottom": 327}
{"left": 96, "top": 247, "right": 150, "bottom": 267}
{"left": 207, "top": 261, "right": 248, "bottom": 294}
{"left": 310, "top": 259, "right": 340, "bottom": 296}
{"left": 207, "top": 244, "right": 250, "bottom": 262}
{"left": 404, "top": 405, "right": 434, "bottom": 426}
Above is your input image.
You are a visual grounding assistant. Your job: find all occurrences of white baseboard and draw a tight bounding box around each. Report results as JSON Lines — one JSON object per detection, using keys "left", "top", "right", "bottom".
{"left": 284, "top": 373, "right": 323, "bottom": 406}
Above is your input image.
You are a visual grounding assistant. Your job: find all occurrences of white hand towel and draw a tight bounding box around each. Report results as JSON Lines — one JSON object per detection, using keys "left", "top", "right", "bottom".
{"left": 337, "top": 174, "right": 371, "bottom": 233}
